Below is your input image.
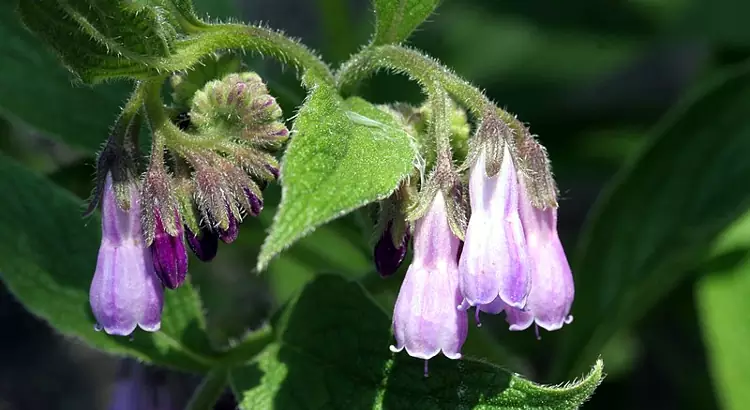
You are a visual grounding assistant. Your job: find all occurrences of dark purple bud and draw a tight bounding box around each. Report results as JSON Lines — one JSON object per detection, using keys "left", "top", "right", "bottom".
{"left": 219, "top": 210, "right": 239, "bottom": 244}
{"left": 185, "top": 227, "right": 218, "bottom": 262}
{"left": 374, "top": 223, "right": 410, "bottom": 278}
{"left": 150, "top": 211, "right": 188, "bottom": 290}
{"left": 244, "top": 188, "right": 264, "bottom": 216}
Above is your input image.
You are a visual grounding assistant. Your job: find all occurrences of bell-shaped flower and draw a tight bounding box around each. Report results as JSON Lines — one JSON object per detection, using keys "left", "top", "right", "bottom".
{"left": 504, "top": 183, "right": 574, "bottom": 331}
{"left": 458, "top": 145, "right": 530, "bottom": 310}
{"left": 390, "top": 192, "right": 467, "bottom": 360}
{"left": 150, "top": 210, "right": 188, "bottom": 289}
{"left": 90, "top": 174, "right": 164, "bottom": 336}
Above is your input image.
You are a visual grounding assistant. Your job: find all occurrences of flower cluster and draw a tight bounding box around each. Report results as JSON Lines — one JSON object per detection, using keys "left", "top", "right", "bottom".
{"left": 382, "top": 129, "right": 574, "bottom": 366}
{"left": 89, "top": 70, "right": 288, "bottom": 336}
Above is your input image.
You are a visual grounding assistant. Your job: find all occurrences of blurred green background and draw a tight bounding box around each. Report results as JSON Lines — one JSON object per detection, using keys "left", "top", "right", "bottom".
{"left": 2, "top": 0, "right": 750, "bottom": 408}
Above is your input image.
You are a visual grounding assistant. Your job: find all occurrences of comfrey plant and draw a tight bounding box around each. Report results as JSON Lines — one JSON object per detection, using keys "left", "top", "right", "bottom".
{"left": 8, "top": 0, "right": 604, "bottom": 409}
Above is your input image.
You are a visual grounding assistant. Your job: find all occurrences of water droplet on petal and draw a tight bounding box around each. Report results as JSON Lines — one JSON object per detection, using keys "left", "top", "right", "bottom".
{"left": 94, "top": 323, "right": 103, "bottom": 332}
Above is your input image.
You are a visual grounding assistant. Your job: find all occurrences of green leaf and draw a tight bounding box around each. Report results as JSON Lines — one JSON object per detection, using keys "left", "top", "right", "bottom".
{"left": 553, "top": 60, "right": 750, "bottom": 378}
{"left": 696, "top": 210, "right": 750, "bottom": 410}
{"left": 372, "top": 0, "right": 440, "bottom": 45}
{"left": 0, "top": 154, "right": 216, "bottom": 372}
{"left": 229, "top": 275, "right": 603, "bottom": 410}
{"left": 0, "top": 0, "right": 128, "bottom": 153}
{"left": 18, "top": 0, "right": 179, "bottom": 82}
{"left": 257, "top": 83, "right": 416, "bottom": 270}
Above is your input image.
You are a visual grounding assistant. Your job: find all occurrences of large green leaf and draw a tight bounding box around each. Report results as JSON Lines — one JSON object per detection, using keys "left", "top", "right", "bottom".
{"left": 230, "top": 275, "right": 603, "bottom": 410}
{"left": 1, "top": 0, "right": 238, "bottom": 154}
{"left": 257, "top": 84, "right": 416, "bottom": 270}
{"left": 553, "top": 61, "right": 750, "bottom": 378}
{"left": 0, "top": 0, "right": 128, "bottom": 153}
{"left": 0, "top": 154, "right": 216, "bottom": 372}
{"left": 696, "top": 210, "right": 750, "bottom": 410}
{"left": 372, "top": 0, "right": 440, "bottom": 45}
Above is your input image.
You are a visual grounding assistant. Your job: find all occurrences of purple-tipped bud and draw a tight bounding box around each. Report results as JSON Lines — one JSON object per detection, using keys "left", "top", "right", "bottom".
{"left": 243, "top": 187, "right": 264, "bottom": 216}
{"left": 150, "top": 210, "right": 188, "bottom": 289}
{"left": 218, "top": 209, "right": 239, "bottom": 244}
{"left": 265, "top": 164, "right": 280, "bottom": 180}
{"left": 185, "top": 226, "right": 219, "bottom": 262}
{"left": 458, "top": 145, "right": 530, "bottom": 310}
{"left": 374, "top": 222, "right": 410, "bottom": 278}
{"left": 503, "top": 181, "right": 574, "bottom": 332}
{"left": 90, "top": 174, "right": 163, "bottom": 336}
{"left": 390, "top": 192, "right": 467, "bottom": 360}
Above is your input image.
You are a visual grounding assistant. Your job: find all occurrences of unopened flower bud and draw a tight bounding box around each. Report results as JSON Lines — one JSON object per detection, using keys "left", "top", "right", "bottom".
{"left": 243, "top": 187, "right": 264, "bottom": 216}
{"left": 149, "top": 210, "right": 188, "bottom": 289}
{"left": 185, "top": 226, "right": 219, "bottom": 262}
{"left": 374, "top": 222, "right": 410, "bottom": 278}
{"left": 218, "top": 207, "right": 239, "bottom": 244}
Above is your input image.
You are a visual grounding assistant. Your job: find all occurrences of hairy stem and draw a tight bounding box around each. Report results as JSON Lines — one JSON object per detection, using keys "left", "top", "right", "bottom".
{"left": 165, "top": 24, "right": 334, "bottom": 87}
{"left": 336, "top": 45, "right": 527, "bottom": 140}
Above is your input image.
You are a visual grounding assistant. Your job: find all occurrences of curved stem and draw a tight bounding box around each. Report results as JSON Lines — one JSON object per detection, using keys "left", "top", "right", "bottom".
{"left": 336, "top": 45, "right": 527, "bottom": 139}
{"left": 185, "top": 370, "right": 229, "bottom": 410}
{"left": 142, "top": 79, "right": 226, "bottom": 152}
{"left": 425, "top": 82, "right": 453, "bottom": 174}
{"left": 165, "top": 24, "right": 334, "bottom": 87}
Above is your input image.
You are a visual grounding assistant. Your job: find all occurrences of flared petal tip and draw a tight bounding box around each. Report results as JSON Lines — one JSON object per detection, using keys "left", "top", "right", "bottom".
{"left": 138, "top": 321, "right": 162, "bottom": 333}
{"left": 99, "top": 323, "right": 138, "bottom": 337}
{"left": 534, "top": 314, "right": 574, "bottom": 332}
{"left": 389, "top": 344, "right": 403, "bottom": 354}
{"left": 403, "top": 346, "right": 440, "bottom": 361}
{"left": 96, "top": 321, "right": 161, "bottom": 336}
{"left": 442, "top": 351, "right": 462, "bottom": 360}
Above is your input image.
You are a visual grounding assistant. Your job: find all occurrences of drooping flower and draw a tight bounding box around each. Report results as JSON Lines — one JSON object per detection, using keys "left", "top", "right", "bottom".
{"left": 150, "top": 210, "right": 188, "bottom": 289}
{"left": 458, "top": 145, "right": 530, "bottom": 310}
{"left": 374, "top": 221, "right": 410, "bottom": 278}
{"left": 503, "top": 180, "right": 574, "bottom": 331}
{"left": 390, "top": 192, "right": 468, "bottom": 360}
{"left": 90, "top": 174, "right": 164, "bottom": 336}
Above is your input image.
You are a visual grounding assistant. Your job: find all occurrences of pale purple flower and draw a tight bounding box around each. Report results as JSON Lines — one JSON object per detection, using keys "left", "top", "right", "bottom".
{"left": 458, "top": 146, "right": 530, "bottom": 310}
{"left": 90, "top": 173, "right": 164, "bottom": 336}
{"left": 390, "top": 192, "right": 468, "bottom": 360}
{"left": 503, "top": 181, "right": 574, "bottom": 331}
